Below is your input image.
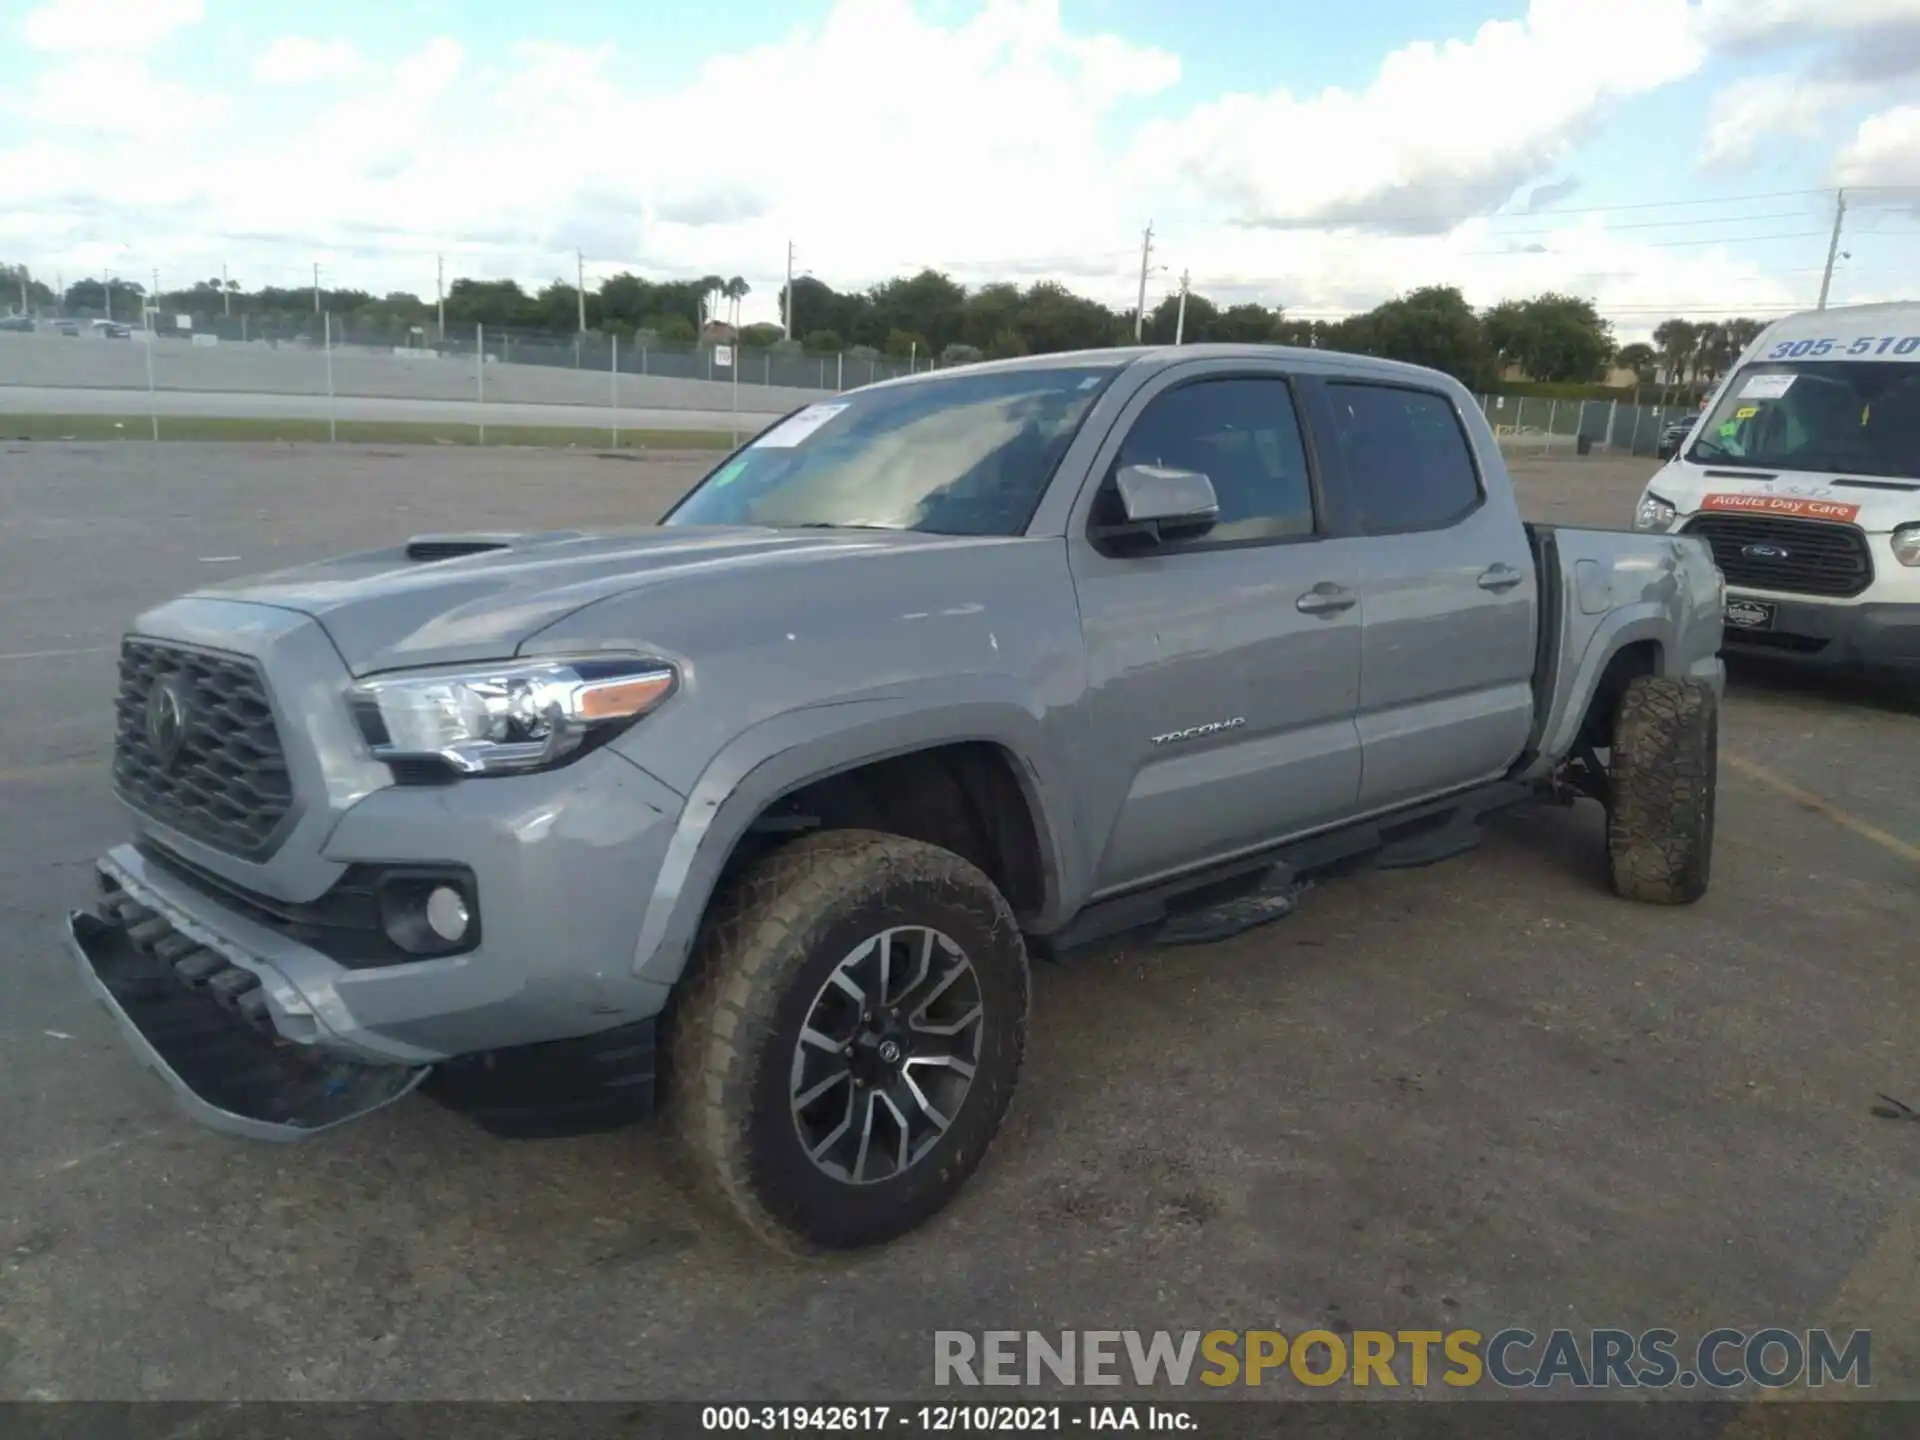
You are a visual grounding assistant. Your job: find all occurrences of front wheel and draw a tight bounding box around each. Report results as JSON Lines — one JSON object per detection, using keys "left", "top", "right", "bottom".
{"left": 665, "top": 829, "right": 1030, "bottom": 1252}
{"left": 1606, "top": 675, "right": 1717, "bottom": 904}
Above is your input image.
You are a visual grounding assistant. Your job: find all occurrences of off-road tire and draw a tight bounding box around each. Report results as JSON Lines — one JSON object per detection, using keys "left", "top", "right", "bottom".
{"left": 665, "top": 829, "right": 1030, "bottom": 1253}
{"left": 1606, "top": 675, "right": 1717, "bottom": 904}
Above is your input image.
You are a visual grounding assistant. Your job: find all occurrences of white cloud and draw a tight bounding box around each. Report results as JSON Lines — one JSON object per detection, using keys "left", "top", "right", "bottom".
{"left": 24, "top": 53, "right": 227, "bottom": 137}
{"left": 1833, "top": 105, "right": 1920, "bottom": 188}
{"left": 1698, "top": 0, "right": 1920, "bottom": 52}
{"left": 6, "top": 0, "right": 1909, "bottom": 333}
{"left": 251, "top": 37, "right": 368, "bottom": 86}
{"left": 1126, "top": 0, "right": 1704, "bottom": 233}
{"left": 1699, "top": 74, "right": 1863, "bottom": 169}
{"left": 20, "top": 0, "right": 203, "bottom": 54}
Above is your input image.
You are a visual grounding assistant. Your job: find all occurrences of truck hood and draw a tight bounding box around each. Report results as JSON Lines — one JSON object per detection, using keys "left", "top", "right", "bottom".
{"left": 191, "top": 525, "right": 968, "bottom": 675}
{"left": 1646, "top": 459, "right": 1920, "bottom": 532}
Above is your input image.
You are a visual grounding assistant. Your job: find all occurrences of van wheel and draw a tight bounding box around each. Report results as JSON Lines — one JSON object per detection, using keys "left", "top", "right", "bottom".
{"left": 1606, "top": 676, "right": 1717, "bottom": 904}
{"left": 666, "top": 829, "right": 1029, "bottom": 1253}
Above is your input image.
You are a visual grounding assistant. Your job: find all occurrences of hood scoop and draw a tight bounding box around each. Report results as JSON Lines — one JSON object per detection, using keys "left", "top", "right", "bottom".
{"left": 404, "top": 531, "right": 584, "bottom": 563}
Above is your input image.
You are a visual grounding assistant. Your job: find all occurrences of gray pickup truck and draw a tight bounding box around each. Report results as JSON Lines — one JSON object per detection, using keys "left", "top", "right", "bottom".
{"left": 68, "top": 345, "right": 1725, "bottom": 1252}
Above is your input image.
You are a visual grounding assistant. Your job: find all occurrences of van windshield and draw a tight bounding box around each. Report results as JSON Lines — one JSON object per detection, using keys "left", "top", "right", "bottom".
{"left": 1688, "top": 361, "right": 1920, "bottom": 479}
{"left": 663, "top": 364, "right": 1119, "bottom": 536}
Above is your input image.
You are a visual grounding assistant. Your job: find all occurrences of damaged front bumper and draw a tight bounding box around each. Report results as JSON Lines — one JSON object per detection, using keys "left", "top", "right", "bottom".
{"left": 65, "top": 865, "right": 428, "bottom": 1142}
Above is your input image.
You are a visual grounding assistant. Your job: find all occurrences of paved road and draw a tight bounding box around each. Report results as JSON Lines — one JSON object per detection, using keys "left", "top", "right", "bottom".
{"left": 0, "top": 385, "right": 788, "bottom": 432}
{"left": 2, "top": 447, "right": 1915, "bottom": 1404}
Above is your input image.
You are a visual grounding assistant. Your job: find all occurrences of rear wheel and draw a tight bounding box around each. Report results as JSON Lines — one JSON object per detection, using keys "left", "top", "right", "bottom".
{"left": 1606, "top": 675, "right": 1717, "bottom": 904}
{"left": 666, "top": 829, "right": 1029, "bottom": 1252}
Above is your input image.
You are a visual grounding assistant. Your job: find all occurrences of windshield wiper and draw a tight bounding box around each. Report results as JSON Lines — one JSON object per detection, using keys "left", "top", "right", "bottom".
{"left": 786, "top": 521, "right": 905, "bottom": 531}
{"left": 1686, "top": 440, "right": 1764, "bottom": 466}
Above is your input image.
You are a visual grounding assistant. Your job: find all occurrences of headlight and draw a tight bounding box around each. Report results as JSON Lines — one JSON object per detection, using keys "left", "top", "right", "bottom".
{"left": 350, "top": 657, "right": 677, "bottom": 776}
{"left": 1893, "top": 524, "right": 1920, "bottom": 568}
{"left": 1634, "top": 493, "right": 1677, "bottom": 532}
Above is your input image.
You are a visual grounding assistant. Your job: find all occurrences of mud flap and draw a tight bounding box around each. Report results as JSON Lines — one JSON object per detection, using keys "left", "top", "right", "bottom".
{"left": 66, "top": 910, "right": 428, "bottom": 1142}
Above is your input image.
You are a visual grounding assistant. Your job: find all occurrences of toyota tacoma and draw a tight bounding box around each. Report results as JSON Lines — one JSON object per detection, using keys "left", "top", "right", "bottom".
{"left": 68, "top": 345, "right": 1725, "bottom": 1252}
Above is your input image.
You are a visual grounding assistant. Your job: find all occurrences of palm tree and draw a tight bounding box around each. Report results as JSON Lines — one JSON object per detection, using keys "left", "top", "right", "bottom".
{"left": 724, "top": 276, "right": 749, "bottom": 331}
{"left": 1652, "top": 319, "right": 1698, "bottom": 393}
{"left": 698, "top": 274, "right": 725, "bottom": 327}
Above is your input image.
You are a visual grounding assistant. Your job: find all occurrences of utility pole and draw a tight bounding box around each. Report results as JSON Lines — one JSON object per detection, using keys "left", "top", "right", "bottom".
{"left": 1174, "top": 269, "right": 1191, "bottom": 345}
{"left": 576, "top": 249, "right": 587, "bottom": 333}
{"left": 221, "top": 261, "right": 231, "bottom": 317}
{"left": 1133, "top": 221, "right": 1155, "bottom": 342}
{"left": 104, "top": 270, "right": 113, "bottom": 323}
{"left": 313, "top": 262, "right": 321, "bottom": 315}
{"left": 151, "top": 268, "right": 159, "bottom": 329}
{"left": 1816, "top": 188, "right": 1847, "bottom": 311}
{"left": 17, "top": 265, "right": 27, "bottom": 315}
{"left": 784, "top": 239, "right": 796, "bottom": 338}
{"left": 436, "top": 254, "right": 445, "bottom": 340}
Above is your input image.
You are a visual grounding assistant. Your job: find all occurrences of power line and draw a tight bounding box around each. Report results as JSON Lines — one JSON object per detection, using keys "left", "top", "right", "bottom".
{"left": 1254, "top": 185, "right": 1920, "bottom": 236}
{"left": 1471, "top": 208, "right": 1815, "bottom": 239}
{"left": 1465, "top": 229, "right": 1827, "bottom": 256}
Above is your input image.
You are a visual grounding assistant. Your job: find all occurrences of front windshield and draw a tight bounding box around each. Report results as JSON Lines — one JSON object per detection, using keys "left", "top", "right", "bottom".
{"left": 663, "top": 365, "right": 1119, "bottom": 536}
{"left": 1688, "top": 360, "right": 1920, "bottom": 479}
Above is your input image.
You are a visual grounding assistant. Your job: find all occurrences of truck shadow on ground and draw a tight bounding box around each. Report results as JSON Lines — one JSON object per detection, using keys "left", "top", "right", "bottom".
{"left": 1721, "top": 653, "right": 1919, "bottom": 717}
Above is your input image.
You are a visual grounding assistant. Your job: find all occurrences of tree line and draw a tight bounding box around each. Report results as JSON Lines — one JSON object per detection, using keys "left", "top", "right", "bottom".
{"left": 11, "top": 259, "right": 1768, "bottom": 392}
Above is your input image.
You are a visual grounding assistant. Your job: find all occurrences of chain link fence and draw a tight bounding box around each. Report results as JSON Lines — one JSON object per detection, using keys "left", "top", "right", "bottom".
{"left": 1472, "top": 393, "right": 1701, "bottom": 459}
{"left": 4, "top": 312, "right": 1700, "bottom": 459}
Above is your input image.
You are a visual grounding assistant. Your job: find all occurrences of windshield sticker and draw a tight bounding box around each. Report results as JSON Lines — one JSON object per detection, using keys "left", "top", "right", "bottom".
{"left": 753, "top": 403, "right": 850, "bottom": 449}
{"left": 1740, "top": 374, "right": 1796, "bottom": 400}
{"left": 708, "top": 458, "right": 750, "bottom": 489}
{"left": 1735, "top": 406, "right": 1758, "bottom": 420}
{"left": 1702, "top": 492, "right": 1859, "bottom": 522}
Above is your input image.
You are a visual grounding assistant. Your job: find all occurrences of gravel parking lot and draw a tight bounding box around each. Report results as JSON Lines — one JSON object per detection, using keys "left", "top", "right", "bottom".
{"left": 2, "top": 445, "right": 1915, "bottom": 1405}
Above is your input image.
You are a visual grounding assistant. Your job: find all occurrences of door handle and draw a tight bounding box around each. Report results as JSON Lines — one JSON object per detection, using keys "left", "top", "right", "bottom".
{"left": 1295, "top": 582, "right": 1357, "bottom": 616}
{"left": 1477, "top": 564, "right": 1524, "bottom": 592}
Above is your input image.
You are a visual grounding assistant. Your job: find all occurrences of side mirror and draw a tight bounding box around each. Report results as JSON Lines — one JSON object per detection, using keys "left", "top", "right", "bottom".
{"left": 1106, "top": 464, "right": 1219, "bottom": 546}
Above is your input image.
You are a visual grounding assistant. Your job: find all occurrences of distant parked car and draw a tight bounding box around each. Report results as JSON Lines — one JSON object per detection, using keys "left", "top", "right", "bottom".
{"left": 99, "top": 322, "right": 131, "bottom": 340}
{"left": 1656, "top": 415, "right": 1697, "bottom": 460}
{"left": 0, "top": 314, "right": 33, "bottom": 332}
{"left": 50, "top": 318, "right": 80, "bottom": 336}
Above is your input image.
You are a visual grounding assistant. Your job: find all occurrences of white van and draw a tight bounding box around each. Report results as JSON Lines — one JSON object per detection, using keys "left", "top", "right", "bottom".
{"left": 1632, "top": 302, "right": 1920, "bottom": 675}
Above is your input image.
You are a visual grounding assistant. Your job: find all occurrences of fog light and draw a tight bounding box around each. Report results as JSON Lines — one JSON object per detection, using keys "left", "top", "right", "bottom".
{"left": 425, "top": 885, "right": 470, "bottom": 943}
{"left": 375, "top": 870, "right": 480, "bottom": 957}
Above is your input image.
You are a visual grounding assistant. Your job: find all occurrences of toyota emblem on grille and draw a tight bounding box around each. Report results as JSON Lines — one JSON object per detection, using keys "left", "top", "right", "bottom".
{"left": 1741, "top": 543, "right": 1790, "bottom": 560}
{"left": 143, "top": 676, "right": 191, "bottom": 768}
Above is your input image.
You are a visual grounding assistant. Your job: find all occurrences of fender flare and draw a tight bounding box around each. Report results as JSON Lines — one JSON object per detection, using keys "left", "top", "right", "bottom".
{"left": 1526, "top": 604, "right": 1674, "bottom": 776}
{"left": 628, "top": 687, "right": 1081, "bottom": 990}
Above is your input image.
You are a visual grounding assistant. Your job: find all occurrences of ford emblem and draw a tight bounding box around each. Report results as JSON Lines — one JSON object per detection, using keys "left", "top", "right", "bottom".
{"left": 1741, "top": 543, "right": 1790, "bottom": 561}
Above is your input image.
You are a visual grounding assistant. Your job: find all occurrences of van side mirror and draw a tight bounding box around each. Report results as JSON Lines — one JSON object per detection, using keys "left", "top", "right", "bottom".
{"left": 1100, "top": 464, "right": 1219, "bottom": 547}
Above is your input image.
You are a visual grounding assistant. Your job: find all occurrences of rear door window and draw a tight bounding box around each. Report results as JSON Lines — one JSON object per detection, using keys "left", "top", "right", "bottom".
{"left": 1324, "top": 383, "right": 1483, "bottom": 534}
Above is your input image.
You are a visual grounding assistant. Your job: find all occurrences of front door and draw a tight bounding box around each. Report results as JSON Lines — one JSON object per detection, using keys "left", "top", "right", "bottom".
{"left": 1066, "top": 368, "right": 1366, "bottom": 895}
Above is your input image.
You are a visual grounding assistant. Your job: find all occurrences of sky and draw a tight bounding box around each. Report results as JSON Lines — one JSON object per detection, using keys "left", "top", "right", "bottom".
{"left": 3, "top": 0, "right": 1918, "bottom": 339}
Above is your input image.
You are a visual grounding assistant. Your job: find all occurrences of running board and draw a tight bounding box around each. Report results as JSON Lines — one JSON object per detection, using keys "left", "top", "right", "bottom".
{"left": 1034, "top": 780, "right": 1531, "bottom": 958}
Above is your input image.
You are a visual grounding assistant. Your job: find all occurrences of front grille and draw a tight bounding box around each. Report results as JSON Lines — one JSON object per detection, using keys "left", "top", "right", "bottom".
{"left": 112, "top": 639, "right": 293, "bottom": 858}
{"left": 1681, "top": 514, "right": 1874, "bottom": 598}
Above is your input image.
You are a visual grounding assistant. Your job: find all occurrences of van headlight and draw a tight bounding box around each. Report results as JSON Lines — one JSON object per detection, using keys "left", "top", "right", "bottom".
{"left": 1634, "top": 493, "right": 1678, "bottom": 532}
{"left": 350, "top": 658, "right": 677, "bottom": 776}
{"left": 1893, "top": 524, "right": 1920, "bottom": 568}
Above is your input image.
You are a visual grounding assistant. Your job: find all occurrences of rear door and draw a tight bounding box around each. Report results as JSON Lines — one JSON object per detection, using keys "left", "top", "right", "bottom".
{"left": 1065, "top": 364, "right": 1367, "bottom": 894}
{"left": 1315, "top": 380, "right": 1538, "bottom": 812}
